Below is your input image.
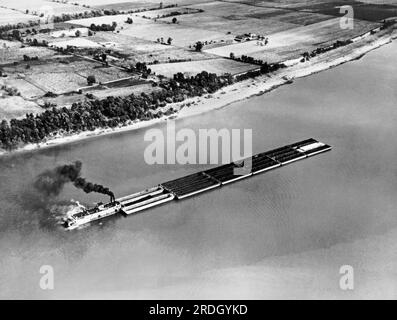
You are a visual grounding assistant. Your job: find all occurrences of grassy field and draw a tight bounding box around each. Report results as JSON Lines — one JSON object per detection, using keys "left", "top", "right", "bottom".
{"left": 0, "top": 96, "right": 41, "bottom": 121}
{"left": 150, "top": 58, "right": 258, "bottom": 77}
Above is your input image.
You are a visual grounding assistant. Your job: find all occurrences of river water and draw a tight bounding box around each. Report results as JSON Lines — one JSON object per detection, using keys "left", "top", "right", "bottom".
{"left": 0, "top": 41, "right": 396, "bottom": 299}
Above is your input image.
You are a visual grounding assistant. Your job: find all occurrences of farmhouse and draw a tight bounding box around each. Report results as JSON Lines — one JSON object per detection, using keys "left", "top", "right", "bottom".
{"left": 234, "top": 33, "right": 267, "bottom": 43}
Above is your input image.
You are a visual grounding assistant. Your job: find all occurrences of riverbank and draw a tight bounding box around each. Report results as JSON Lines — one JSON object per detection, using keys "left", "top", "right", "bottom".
{"left": 0, "top": 29, "right": 395, "bottom": 158}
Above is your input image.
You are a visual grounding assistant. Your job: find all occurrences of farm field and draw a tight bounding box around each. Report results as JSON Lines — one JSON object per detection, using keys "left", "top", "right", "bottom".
{"left": 67, "top": 14, "right": 152, "bottom": 28}
{"left": 160, "top": 13, "right": 302, "bottom": 36}
{"left": 48, "top": 38, "right": 102, "bottom": 49}
{"left": 72, "top": 0, "right": 213, "bottom": 8}
{"left": 89, "top": 32, "right": 168, "bottom": 52}
{"left": 2, "top": 78, "right": 45, "bottom": 99}
{"left": 0, "top": 0, "right": 90, "bottom": 16}
{"left": 150, "top": 58, "right": 258, "bottom": 77}
{"left": 0, "top": 43, "right": 58, "bottom": 64}
{"left": 118, "top": 22, "right": 234, "bottom": 47}
{"left": 0, "top": 8, "right": 39, "bottom": 26}
{"left": 0, "top": 96, "right": 41, "bottom": 121}
{"left": 133, "top": 6, "right": 203, "bottom": 19}
{"left": 230, "top": 0, "right": 397, "bottom": 21}
{"left": 0, "top": 0, "right": 395, "bottom": 123}
{"left": 89, "top": 83, "right": 162, "bottom": 99}
{"left": 204, "top": 18, "right": 380, "bottom": 61}
{"left": 93, "top": 1, "right": 161, "bottom": 11}
{"left": 2, "top": 57, "right": 132, "bottom": 95}
{"left": 186, "top": 1, "right": 284, "bottom": 18}
{"left": 69, "top": 13, "right": 234, "bottom": 47}
{"left": 89, "top": 32, "right": 216, "bottom": 63}
{"left": 226, "top": 0, "right": 343, "bottom": 10}
{"left": 124, "top": 46, "right": 217, "bottom": 64}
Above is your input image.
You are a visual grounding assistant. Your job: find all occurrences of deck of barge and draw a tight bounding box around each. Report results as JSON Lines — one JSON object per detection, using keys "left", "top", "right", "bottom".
{"left": 116, "top": 138, "right": 331, "bottom": 215}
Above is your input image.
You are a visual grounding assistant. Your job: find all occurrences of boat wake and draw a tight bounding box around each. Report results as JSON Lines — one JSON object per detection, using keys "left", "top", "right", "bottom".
{"left": 49, "top": 200, "right": 86, "bottom": 227}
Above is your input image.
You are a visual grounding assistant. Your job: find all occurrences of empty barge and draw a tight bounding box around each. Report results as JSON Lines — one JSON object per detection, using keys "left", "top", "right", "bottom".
{"left": 64, "top": 138, "right": 331, "bottom": 229}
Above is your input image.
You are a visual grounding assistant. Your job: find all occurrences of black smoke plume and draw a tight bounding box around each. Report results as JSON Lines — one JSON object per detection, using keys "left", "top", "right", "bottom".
{"left": 34, "top": 161, "right": 115, "bottom": 201}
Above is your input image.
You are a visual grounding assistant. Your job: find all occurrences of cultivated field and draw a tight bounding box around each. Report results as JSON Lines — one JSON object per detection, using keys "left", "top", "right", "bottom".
{"left": 0, "top": 43, "right": 58, "bottom": 64}
{"left": 2, "top": 57, "right": 132, "bottom": 95}
{"left": 90, "top": 83, "right": 162, "bottom": 99}
{"left": 2, "top": 78, "right": 45, "bottom": 99}
{"left": 48, "top": 38, "right": 102, "bottom": 49}
{"left": 229, "top": 0, "right": 397, "bottom": 21}
{"left": 67, "top": 14, "right": 152, "bottom": 27}
{"left": 205, "top": 18, "right": 380, "bottom": 61}
{"left": 0, "top": 0, "right": 395, "bottom": 121}
{"left": 119, "top": 22, "right": 234, "bottom": 47}
{"left": 0, "top": 8, "right": 39, "bottom": 26}
{"left": 89, "top": 32, "right": 216, "bottom": 63}
{"left": 93, "top": 1, "right": 161, "bottom": 11}
{"left": 150, "top": 58, "right": 258, "bottom": 77}
{"left": 69, "top": 13, "right": 233, "bottom": 47}
{"left": 1, "top": 0, "right": 90, "bottom": 16}
{"left": 88, "top": 32, "right": 167, "bottom": 52}
{"left": 72, "top": 0, "right": 214, "bottom": 8}
{"left": 160, "top": 13, "right": 299, "bottom": 36}
{"left": 134, "top": 7, "right": 203, "bottom": 19}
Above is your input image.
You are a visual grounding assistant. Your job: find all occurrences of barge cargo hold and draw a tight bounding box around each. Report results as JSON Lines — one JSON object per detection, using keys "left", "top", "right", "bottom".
{"left": 64, "top": 138, "right": 331, "bottom": 229}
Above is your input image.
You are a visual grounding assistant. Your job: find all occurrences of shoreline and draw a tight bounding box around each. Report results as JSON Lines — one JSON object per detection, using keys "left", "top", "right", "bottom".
{"left": 0, "top": 32, "right": 394, "bottom": 158}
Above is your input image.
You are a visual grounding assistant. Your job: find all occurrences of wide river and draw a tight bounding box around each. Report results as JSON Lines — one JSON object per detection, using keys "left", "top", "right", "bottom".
{"left": 0, "top": 41, "right": 396, "bottom": 299}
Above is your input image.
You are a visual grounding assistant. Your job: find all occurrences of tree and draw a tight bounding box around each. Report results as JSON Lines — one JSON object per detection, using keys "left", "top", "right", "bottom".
{"left": 126, "top": 17, "right": 133, "bottom": 24}
{"left": 194, "top": 41, "right": 203, "bottom": 52}
{"left": 172, "top": 17, "right": 177, "bottom": 24}
{"left": 12, "top": 30, "right": 21, "bottom": 41}
{"left": 75, "top": 30, "right": 81, "bottom": 37}
{"left": 167, "top": 37, "right": 173, "bottom": 45}
{"left": 230, "top": 52, "right": 235, "bottom": 59}
{"left": 87, "top": 75, "right": 96, "bottom": 85}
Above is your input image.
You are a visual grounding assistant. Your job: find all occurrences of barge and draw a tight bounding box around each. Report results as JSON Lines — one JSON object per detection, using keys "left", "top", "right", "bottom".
{"left": 64, "top": 138, "right": 331, "bottom": 230}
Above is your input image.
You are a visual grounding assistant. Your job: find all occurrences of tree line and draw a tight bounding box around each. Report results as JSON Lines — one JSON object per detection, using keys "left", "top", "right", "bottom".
{"left": 0, "top": 71, "right": 233, "bottom": 150}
